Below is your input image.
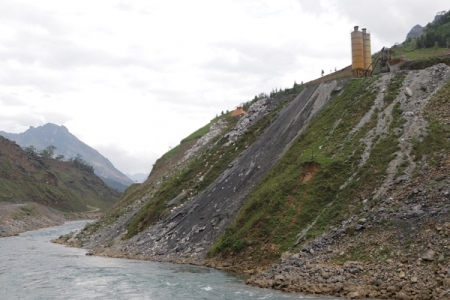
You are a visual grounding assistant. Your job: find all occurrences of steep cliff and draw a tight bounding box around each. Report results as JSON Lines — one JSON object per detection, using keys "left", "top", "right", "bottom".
{"left": 63, "top": 64, "right": 450, "bottom": 299}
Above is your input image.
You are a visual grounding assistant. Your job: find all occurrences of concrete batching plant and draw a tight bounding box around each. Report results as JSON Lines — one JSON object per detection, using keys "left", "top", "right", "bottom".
{"left": 351, "top": 26, "right": 372, "bottom": 77}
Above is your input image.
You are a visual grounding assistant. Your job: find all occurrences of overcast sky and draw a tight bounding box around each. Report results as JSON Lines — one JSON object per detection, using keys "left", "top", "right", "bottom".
{"left": 0, "top": 0, "right": 447, "bottom": 175}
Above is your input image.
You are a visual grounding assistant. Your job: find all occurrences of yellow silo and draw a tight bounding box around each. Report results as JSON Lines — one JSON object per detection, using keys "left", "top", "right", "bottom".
{"left": 362, "top": 28, "right": 372, "bottom": 75}
{"left": 351, "top": 26, "right": 364, "bottom": 77}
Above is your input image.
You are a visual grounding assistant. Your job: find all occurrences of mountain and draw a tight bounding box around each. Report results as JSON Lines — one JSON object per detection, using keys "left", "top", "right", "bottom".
{"left": 126, "top": 172, "right": 149, "bottom": 183}
{"left": 406, "top": 24, "right": 424, "bottom": 39}
{"left": 0, "top": 136, "right": 120, "bottom": 212}
{"left": 0, "top": 123, "right": 133, "bottom": 191}
{"left": 58, "top": 60, "right": 450, "bottom": 299}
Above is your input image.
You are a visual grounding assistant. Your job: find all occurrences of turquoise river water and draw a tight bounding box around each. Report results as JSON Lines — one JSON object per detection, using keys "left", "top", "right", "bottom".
{"left": 0, "top": 221, "right": 342, "bottom": 299}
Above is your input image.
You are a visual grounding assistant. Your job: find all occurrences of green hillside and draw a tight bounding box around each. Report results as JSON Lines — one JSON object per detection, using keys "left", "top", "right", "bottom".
{"left": 0, "top": 136, "right": 120, "bottom": 212}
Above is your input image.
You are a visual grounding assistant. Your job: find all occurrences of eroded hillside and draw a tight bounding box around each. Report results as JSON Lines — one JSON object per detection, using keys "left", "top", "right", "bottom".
{"left": 61, "top": 64, "right": 450, "bottom": 299}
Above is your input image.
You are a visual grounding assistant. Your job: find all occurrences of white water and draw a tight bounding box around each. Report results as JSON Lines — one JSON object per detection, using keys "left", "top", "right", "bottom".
{"left": 0, "top": 221, "right": 341, "bottom": 299}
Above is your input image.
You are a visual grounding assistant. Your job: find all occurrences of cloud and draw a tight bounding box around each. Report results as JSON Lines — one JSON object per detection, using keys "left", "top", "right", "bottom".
{"left": 205, "top": 41, "right": 298, "bottom": 76}
{"left": 330, "top": 0, "right": 447, "bottom": 44}
{"left": 0, "top": 1, "right": 70, "bottom": 36}
{"left": 0, "top": 92, "right": 24, "bottom": 106}
{"left": 41, "top": 111, "right": 71, "bottom": 125}
{"left": 0, "top": 111, "right": 45, "bottom": 133}
{"left": 0, "top": 29, "right": 165, "bottom": 71}
{"left": 117, "top": 2, "right": 132, "bottom": 11}
{"left": 296, "top": 0, "right": 324, "bottom": 15}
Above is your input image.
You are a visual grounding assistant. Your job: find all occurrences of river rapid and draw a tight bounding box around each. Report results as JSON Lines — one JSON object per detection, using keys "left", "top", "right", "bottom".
{"left": 0, "top": 221, "right": 341, "bottom": 299}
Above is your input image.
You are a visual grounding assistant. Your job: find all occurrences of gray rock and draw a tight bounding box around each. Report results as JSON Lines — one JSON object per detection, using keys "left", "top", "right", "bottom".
{"left": 166, "top": 190, "right": 188, "bottom": 207}
{"left": 422, "top": 249, "right": 436, "bottom": 261}
{"left": 355, "top": 225, "right": 365, "bottom": 231}
{"left": 405, "top": 87, "right": 414, "bottom": 97}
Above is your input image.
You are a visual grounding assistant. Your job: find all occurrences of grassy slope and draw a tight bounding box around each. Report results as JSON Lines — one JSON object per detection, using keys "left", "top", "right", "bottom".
{"left": 394, "top": 44, "right": 450, "bottom": 60}
{"left": 208, "top": 73, "right": 409, "bottom": 266}
{"left": 0, "top": 139, "right": 119, "bottom": 212}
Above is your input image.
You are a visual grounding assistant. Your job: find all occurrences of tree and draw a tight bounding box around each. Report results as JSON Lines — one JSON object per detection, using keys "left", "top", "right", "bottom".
{"left": 40, "top": 145, "right": 56, "bottom": 159}
{"left": 70, "top": 154, "right": 94, "bottom": 173}
{"left": 24, "top": 145, "right": 37, "bottom": 156}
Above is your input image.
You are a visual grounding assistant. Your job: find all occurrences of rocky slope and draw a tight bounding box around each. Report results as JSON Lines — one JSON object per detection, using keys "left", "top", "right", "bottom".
{"left": 58, "top": 64, "right": 450, "bottom": 299}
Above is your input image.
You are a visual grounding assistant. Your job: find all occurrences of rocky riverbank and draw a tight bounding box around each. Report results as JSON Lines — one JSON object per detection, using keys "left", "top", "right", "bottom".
{"left": 248, "top": 256, "right": 450, "bottom": 299}
{"left": 0, "top": 202, "right": 101, "bottom": 238}
{"left": 245, "top": 152, "right": 450, "bottom": 299}
{"left": 0, "top": 202, "right": 65, "bottom": 237}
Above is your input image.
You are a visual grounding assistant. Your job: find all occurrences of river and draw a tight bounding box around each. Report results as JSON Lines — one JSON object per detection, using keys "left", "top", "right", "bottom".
{"left": 0, "top": 221, "right": 341, "bottom": 299}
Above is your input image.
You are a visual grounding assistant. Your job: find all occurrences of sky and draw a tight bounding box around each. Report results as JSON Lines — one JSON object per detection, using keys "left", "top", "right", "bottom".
{"left": 0, "top": 0, "right": 447, "bottom": 175}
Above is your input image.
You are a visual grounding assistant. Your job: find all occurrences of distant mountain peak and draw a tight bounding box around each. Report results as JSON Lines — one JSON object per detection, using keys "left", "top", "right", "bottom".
{"left": 406, "top": 10, "right": 448, "bottom": 40}
{"left": 406, "top": 24, "right": 424, "bottom": 39}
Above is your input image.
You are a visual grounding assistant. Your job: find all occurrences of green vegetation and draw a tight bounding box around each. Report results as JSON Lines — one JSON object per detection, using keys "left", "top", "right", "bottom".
{"left": 69, "top": 154, "right": 94, "bottom": 173}
{"left": 208, "top": 74, "right": 407, "bottom": 265}
{"left": 415, "top": 10, "right": 450, "bottom": 48}
{"left": 412, "top": 80, "right": 450, "bottom": 164}
{"left": 407, "top": 55, "right": 450, "bottom": 70}
{"left": 152, "top": 114, "right": 229, "bottom": 175}
{"left": 39, "top": 145, "right": 57, "bottom": 159}
{"left": 393, "top": 43, "right": 450, "bottom": 60}
{"left": 384, "top": 73, "right": 406, "bottom": 105}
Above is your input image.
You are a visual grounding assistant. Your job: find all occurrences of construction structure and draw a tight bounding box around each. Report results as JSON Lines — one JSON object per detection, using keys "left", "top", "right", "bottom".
{"left": 230, "top": 106, "right": 246, "bottom": 117}
{"left": 351, "top": 26, "right": 372, "bottom": 77}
